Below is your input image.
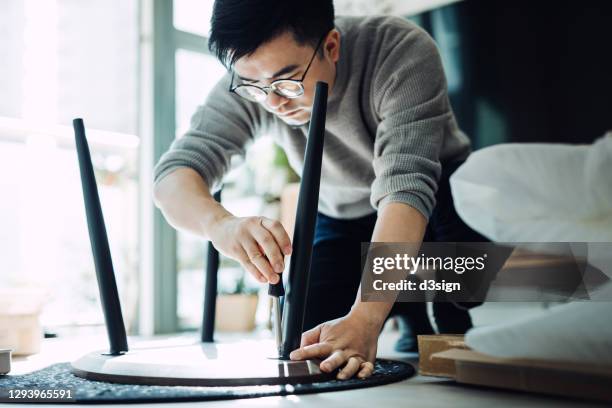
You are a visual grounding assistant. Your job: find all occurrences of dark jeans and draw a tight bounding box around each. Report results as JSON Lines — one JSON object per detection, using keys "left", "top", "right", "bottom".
{"left": 303, "top": 160, "right": 487, "bottom": 334}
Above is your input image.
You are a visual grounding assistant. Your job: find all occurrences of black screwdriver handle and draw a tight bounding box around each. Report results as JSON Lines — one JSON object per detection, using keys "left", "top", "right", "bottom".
{"left": 268, "top": 273, "right": 285, "bottom": 297}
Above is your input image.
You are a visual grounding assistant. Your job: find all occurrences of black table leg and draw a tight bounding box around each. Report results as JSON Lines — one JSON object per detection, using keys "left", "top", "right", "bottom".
{"left": 201, "top": 189, "right": 222, "bottom": 343}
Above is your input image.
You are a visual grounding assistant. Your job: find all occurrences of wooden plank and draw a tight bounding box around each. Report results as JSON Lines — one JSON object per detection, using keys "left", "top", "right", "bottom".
{"left": 434, "top": 348, "right": 612, "bottom": 402}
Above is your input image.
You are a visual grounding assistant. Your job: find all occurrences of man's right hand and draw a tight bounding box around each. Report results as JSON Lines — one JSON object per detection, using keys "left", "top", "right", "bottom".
{"left": 153, "top": 168, "right": 292, "bottom": 284}
{"left": 208, "top": 215, "right": 293, "bottom": 284}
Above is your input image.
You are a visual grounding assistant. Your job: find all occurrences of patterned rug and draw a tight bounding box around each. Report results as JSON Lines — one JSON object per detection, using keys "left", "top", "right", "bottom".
{"left": 0, "top": 359, "right": 415, "bottom": 403}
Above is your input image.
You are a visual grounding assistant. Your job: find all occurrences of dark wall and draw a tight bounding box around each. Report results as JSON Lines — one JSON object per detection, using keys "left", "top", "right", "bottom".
{"left": 413, "top": 1, "right": 612, "bottom": 148}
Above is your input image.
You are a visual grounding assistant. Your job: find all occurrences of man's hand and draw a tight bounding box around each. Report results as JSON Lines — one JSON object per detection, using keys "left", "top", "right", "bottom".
{"left": 289, "top": 311, "right": 382, "bottom": 380}
{"left": 209, "top": 215, "right": 292, "bottom": 284}
{"left": 288, "top": 202, "right": 425, "bottom": 380}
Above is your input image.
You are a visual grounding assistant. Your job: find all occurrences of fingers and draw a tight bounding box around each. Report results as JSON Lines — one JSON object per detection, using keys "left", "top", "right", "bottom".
{"left": 289, "top": 342, "right": 332, "bottom": 361}
{"left": 212, "top": 215, "right": 291, "bottom": 285}
{"left": 321, "top": 350, "right": 347, "bottom": 373}
{"left": 241, "top": 258, "right": 267, "bottom": 283}
{"left": 238, "top": 217, "right": 292, "bottom": 284}
{"left": 357, "top": 361, "right": 375, "bottom": 379}
{"left": 292, "top": 342, "right": 375, "bottom": 380}
{"left": 323, "top": 353, "right": 373, "bottom": 380}
{"left": 300, "top": 325, "right": 322, "bottom": 348}
{"left": 242, "top": 238, "right": 278, "bottom": 283}
{"left": 232, "top": 245, "right": 267, "bottom": 283}
{"left": 251, "top": 219, "right": 285, "bottom": 274}
{"left": 337, "top": 356, "right": 362, "bottom": 380}
{"left": 261, "top": 218, "right": 293, "bottom": 256}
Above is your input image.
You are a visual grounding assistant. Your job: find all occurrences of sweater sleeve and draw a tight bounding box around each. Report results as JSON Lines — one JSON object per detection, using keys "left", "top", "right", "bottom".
{"left": 370, "top": 21, "right": 451, "bottom": 219}
{"left": 153, "top": 74, "right": 265, "bottom": 191}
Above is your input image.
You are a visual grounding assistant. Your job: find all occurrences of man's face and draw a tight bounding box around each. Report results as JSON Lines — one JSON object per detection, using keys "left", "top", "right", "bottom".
{"left": 233, "top": 30, "right": 340, "bottom": 126}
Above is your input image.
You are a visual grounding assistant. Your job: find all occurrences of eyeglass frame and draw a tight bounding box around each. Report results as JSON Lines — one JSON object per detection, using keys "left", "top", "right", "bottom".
{"left": 228, "top": 33, "right": 327, "bottom": 101}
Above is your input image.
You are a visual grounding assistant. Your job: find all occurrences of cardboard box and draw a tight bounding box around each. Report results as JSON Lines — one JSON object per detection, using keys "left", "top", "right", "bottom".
{"left": 434, "top": 348, "right": 612, "bottom": 402}
{"left": 417, "top": 334, "right": 467, "bottom": 377}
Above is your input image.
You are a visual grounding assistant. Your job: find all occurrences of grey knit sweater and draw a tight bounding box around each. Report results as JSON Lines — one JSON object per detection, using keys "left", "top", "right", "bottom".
{"left": 154, "top": 16, "right": 471, "bottom": 220}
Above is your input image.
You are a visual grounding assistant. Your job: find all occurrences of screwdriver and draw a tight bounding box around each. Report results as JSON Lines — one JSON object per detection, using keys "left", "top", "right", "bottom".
{"left": 268, "top": 274, "right": 284, "bottom": 357}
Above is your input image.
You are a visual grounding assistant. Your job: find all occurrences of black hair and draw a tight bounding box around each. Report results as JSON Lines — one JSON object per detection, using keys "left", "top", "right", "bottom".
{"left": 208, "top": 0, "right": 335, "bottom": 68}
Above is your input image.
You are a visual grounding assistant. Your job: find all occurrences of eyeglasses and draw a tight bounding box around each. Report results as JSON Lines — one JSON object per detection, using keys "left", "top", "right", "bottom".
{"left": 229, "top": 34, "right": 326, "bottom": 103}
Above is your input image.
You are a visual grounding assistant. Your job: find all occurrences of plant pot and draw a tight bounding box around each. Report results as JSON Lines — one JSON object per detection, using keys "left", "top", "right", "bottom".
{"left": 214, "top": 294, "right": 259, "bottom": 332}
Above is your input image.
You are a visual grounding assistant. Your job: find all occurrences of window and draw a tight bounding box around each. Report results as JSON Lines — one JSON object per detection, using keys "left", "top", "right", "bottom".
{"left": 174, "top": 49, "right": 226, "bottom": 329}
{"left": 170, "top": 2, "right": 289, "bottom": 330}
{"left": 173, "top": 0, "right": 214, "bottom": 37}
{"left": 0, "top": 0, "right": 140, "bottom": 331}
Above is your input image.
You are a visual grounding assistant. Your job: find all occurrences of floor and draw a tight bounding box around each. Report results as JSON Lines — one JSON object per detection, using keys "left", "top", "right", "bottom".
{"left": 7, "top": 325, "right": 607, "bottom": 407}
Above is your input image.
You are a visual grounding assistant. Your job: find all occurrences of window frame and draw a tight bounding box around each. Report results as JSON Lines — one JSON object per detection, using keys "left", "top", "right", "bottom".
{"left": 139, "top": 0, "right": 213, "bottom": 335}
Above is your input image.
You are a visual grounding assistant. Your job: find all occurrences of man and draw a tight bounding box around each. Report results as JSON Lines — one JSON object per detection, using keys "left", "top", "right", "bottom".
{"left": 154, "top": 0, "right": 484, "bottom": 380}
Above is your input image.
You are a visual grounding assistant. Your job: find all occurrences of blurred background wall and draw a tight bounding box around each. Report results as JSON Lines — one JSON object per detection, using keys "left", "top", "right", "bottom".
{"left": 410, "top": 0, "right": 612, "bottom": 147}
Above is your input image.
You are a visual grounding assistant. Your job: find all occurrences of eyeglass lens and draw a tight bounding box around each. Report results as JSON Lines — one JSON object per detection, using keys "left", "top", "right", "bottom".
{"left": 234, "top": 81, "right": 304, "bottom": 102}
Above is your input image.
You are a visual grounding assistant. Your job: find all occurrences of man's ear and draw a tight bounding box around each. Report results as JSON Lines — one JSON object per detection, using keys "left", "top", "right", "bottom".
{"left": 324, "top": 29, "right": 341, "bottom": 63}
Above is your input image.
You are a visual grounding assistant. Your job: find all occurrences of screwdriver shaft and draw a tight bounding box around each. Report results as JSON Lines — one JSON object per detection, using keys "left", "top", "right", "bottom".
{"left": 272, "top": 297, "right": 282, "bottom": 356}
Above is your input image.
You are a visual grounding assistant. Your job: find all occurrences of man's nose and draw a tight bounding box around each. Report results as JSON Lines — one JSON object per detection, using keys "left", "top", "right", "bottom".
{"left": 265, "top": 91, "right": 288, "bottom": 110}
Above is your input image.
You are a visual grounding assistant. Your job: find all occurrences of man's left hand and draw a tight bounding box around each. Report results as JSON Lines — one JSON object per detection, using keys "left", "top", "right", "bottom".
{"left": 289, "top": 312, "right": 381, "bottom": 380}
